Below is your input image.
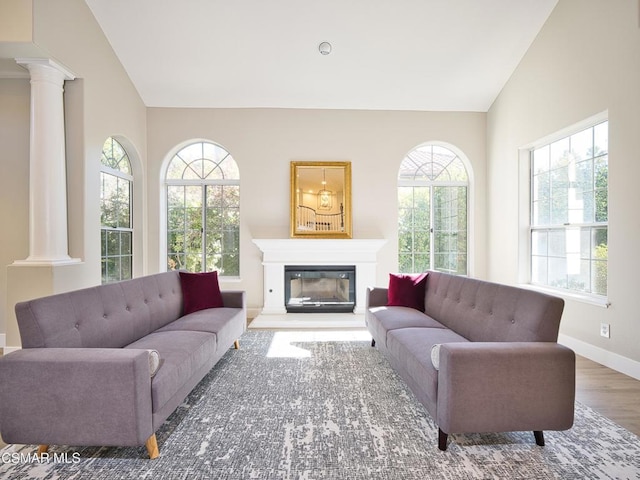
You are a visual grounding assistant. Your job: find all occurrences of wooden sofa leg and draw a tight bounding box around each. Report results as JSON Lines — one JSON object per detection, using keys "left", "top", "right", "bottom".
{"left": 37, "top": 445, "right": 49, "bottom": 456}
{"left": 534, "top": 430, "right": 545, "bottom": 446}
{"left": 146, "top": 434, "right": 159, "bottom": 459}
{"left": 371, "top": 338, "right": 376, "bottom": 347}
{"left": 234, "top": 339, "right": 240, "bottom": 350}
{"left": 438, "top": 428, "right": 448, "bottom": 451}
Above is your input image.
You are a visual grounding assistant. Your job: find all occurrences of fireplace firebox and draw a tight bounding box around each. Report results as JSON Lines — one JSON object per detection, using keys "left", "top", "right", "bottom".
{"left": 284, "top": 265, "right": 355, "bottom": 313}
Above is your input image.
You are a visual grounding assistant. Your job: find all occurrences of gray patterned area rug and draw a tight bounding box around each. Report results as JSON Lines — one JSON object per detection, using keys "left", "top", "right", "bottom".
{"left": 2, "top": 330, "right": 640, "bottom": 479}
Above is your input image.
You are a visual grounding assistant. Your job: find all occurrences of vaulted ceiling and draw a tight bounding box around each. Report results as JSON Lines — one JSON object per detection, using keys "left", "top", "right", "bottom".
{"left": 85, "top": 0, "right": 558, "bottom": 111}
{"left": 0, "top": 1, "right": 552, "bottom": 112}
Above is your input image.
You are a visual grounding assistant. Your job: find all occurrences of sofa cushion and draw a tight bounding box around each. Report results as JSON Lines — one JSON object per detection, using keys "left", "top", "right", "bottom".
{"left": 367, "top": 306, "right": 445, "bottom": 348}
{"left": 179, "top": 271, "right": 224, "bottom": 315}
{"left": 386, "top": 327, "right": 468, "bottom": 409}
{"left": 125, "top": 331, "right": 217, "bottom": 413}
{"left": 14, "top": 272, "right": 184, "bottom": 349}
{"left": 423, "top": 271, "right": 565, "bottom": 342}
{"left": 387, "top": 273, "right": 428, "bottom": 311}
{"left": 156, "top": 307, "right": 246, "bottom": 349}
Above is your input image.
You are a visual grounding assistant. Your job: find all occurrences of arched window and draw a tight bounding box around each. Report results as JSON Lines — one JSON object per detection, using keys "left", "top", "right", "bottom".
{"left": 398, "top": 144, "right": 469, "bottom": 275}
{"left": 165, "top": 141, "right": 240, "bottom": 275}
{"left": 100, "top": 137, "right": 133, "bottom": 284}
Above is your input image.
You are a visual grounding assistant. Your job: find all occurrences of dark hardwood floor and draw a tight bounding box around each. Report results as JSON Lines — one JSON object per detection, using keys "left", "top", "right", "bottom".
{"left": 575, "top": 355, "right": 640, "bottom": 436}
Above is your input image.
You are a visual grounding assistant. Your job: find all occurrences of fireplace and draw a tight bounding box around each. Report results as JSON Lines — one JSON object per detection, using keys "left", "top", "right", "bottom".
{"left": 285, "top": 265, "right": 355, "bottom": 313}
{"left": 252, "top": 239, "right": 386, "bottom": 315}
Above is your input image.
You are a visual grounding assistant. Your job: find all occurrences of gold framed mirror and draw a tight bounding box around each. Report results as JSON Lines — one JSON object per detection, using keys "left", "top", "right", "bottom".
{"left": 290, "top": 161, "right": 352, "bottom": 238}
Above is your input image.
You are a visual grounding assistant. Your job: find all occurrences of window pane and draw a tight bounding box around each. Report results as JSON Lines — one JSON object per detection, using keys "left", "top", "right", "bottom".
{"left": 101, "top": 173, "right": 118, "bottom": 227}
{"left": 121, "top": 256, "right": 132, "bottom": 281}
{"left": 398, "top": 253, "right": 413, "bottom": 272}
{"left": 121, "top": 231, "right": 132, "bottom": 255}
{"left": 117, "top": 178, "right": 131, "bottom": 228}
{"left": 168, "top": 253, "right": 185, "bottom": 271}
{"left": 165, "top": 142, "right": 240, "bottom": 275}
{"left": 167, "top": 158, "right": 187, "bottom": 179}
{"left": 594, "top": 155, "right": 608, "bottom": 222}
{"left": 101, "top": 230, "right": 107, "bottom": 257}
{"left": 224, "top": 186, "right": 240, "bottom": 208}
{"left": 206, "top": 185, "right": 222, "bottom": 208}
{"left": 106, "top": 231, "right": 120, "bottom": 255}
{"left": 107, "top": 257, "right": 121, "bottom": 283}
{"left": 413, "top": 230, "right": 430, "bottom": 253}
{"left": 533, "top": 145, "right": 549, "bottom": 174}
{"left": 397, "top": 147, "right": 468, "bottom": 275}
{"left": 594, "top": 122, "right": 608, "bottom": 156}
{"left": 186, "top": 254, "right": 202, "bottom": 272}
{"left": 413, "top": 254, "right": 430, "bottom": 273}
{"left": 100, "top": 137, "right": 133, "bottom": 284}
{"left": 531, "top": 255, "right": 548, "bottom": 285}
{"left": 592, "top": 259, "right": 608, "bottom": 295}
{"left": 570, "top": 128, "right": 593, "bottom": 162}
{"left": 532, "top": 230, "right": 548, "bottom": 256}
{"left": 219, "top": 156, "right": 240, "bottom": 179}
{"left": 548, "top": 257, "right": 567, "bottom": 289}
{"left": 183, "top": 161, "right": 203, "bottom": 180}
{"left": 206, "top": 208, "right": 222, "bottom": 231}
{"left": 550, "top": 137, "right": 570, "bottom": 170}
{"left": 548, "top": 228, "right": 566, "bottom": 258}
{"left": 529, "top": 121, "right": 607, "bottom": 296}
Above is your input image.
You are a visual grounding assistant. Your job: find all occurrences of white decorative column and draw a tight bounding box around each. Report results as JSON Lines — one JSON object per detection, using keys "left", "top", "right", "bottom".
{"left": 15, "top": 58, "right": 80, "bottom": 265}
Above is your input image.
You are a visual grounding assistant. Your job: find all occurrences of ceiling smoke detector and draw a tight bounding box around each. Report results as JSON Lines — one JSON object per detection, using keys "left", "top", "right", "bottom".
{"left": 318, "top": 42, "right": 332, "bottom": 55}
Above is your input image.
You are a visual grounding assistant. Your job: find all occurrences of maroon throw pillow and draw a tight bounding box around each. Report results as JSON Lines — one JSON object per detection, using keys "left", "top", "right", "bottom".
{"left": 386, "top": 272, "right": 428, "bottom": 311}
{"left": 179, "top": 271, "right": 224, "bottom": 315}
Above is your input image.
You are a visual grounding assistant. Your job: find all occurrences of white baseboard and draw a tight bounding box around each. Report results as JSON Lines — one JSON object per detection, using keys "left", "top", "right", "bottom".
{"left": 559, "top": 333, "right": 640, "bottom": 381}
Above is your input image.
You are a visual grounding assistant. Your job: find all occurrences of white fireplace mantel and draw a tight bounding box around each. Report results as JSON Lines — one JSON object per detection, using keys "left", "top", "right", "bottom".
{"left": 253, "top": 238, "right": 387, "bottom": 315}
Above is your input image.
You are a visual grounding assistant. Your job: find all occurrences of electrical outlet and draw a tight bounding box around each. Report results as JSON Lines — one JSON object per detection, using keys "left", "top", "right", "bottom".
{"left": 600, "top": 323, "right": 610, "bottom": 338}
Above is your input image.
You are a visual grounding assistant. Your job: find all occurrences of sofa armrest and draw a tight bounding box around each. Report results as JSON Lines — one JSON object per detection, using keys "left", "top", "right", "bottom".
{"left": 0, "top": 348, "right": 154, "bottom": 447}
{"left": 366, "top": 287, "right": 388, "bottom": 309}
{"left": 221, "top": 290, "right": 246, "bottom": 309}
{"left": 436, "top": 342, "right": 575, "bottom": 435}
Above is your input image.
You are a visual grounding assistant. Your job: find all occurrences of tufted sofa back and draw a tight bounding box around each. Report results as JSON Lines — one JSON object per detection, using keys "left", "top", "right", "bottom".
{"left": 15, "top": 271, "right": 184, "bottom": 349}
{"left": 423, "top": 271, "right": 564, "bottom": 343}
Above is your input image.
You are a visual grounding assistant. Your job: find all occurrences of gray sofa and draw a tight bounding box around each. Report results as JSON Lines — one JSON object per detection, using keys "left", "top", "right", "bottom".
{"left": 0, "top": 271, "right": 246, "bottom": 459}
{"left": 366, "top": 270, "right": 575, "bottom": 451}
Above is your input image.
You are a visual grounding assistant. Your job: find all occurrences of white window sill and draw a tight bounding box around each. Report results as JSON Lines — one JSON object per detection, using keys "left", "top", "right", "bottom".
{"left": 518, "top": 283, "right": 610, "bottom": 308}
{"left": 220, "top": 276, "right": 242, "bottom": 283}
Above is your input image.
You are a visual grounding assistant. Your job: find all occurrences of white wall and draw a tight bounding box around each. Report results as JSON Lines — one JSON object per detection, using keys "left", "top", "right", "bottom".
{"left": 147, "top": 108, "right": 487, "bottom": 313}
{"left": 0, "top": 0, "right": 147, "bottom": 349}
{"left": 0, "top": 1, "right": 487, "bottom": 343}
{"left": 0, "top": 79, "right": 30, "bottom": 337}
{"left": 487, "top": 0, "right": 640, "bottom": 372}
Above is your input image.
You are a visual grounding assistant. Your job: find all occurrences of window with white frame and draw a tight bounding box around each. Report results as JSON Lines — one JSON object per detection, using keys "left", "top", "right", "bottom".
{"left": 398, "top": 144, "right": 469, "bottom": 275}
{"left": 530, "top": 120, "right": 608, "bottom": 296}
{"left": 165, "top": 141, "right": 240, "bottom": 275}
{"left": 100, "top": 137, "right": 133, "bottom": 284}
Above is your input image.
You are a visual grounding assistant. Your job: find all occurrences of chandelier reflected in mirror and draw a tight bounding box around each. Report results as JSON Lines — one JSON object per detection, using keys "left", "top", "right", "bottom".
{"left": 317, "top": 169, "right": 333, "bottom": 210}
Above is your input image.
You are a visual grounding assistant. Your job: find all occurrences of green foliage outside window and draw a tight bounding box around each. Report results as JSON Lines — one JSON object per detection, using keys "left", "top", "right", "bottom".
{"left": 530, "top": 121, "right": 608, "bottom": 296}
{"left": 166, "top": 142, "right": 240, "bottom": 276}
{"left": 398, "top": 145, "right": 469, "bottom": 275}
{"left": 100, "top": 137, "right": 133, "bottom": 284}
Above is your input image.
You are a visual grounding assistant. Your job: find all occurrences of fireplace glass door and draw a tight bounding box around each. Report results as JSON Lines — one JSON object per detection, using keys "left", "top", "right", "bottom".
{"left": 285, "top": 266, "right": 355, "bottom": 313}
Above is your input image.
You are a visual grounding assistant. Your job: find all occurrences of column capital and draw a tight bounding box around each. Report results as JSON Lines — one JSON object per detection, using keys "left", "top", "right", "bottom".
{"left": 15, "top": 57, "right": 76, "bottom": 81}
